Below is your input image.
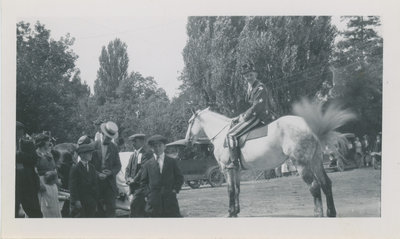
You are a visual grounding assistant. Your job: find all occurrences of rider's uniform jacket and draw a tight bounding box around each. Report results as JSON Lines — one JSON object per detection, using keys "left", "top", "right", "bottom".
{"left": 242, "top": 80, "right": 275, "bottom": 123}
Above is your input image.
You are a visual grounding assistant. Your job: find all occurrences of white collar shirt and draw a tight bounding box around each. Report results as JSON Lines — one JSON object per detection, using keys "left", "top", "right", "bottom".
{"left": 154, "top": 153, "right": 165, "bottom": 174}
{"left": 135, "top": 147, "right": 143, "bottom": 164}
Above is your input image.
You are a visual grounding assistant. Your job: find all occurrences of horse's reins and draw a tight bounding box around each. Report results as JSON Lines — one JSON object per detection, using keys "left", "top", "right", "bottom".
{"left": 209, "top": 123, "right": 231, "bottom": 142}
{"left": 187, "top": 111, "right": 231, "bottom": 143}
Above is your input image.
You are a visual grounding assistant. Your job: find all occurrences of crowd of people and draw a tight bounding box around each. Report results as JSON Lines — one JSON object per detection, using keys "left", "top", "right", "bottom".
{"left": 349, "top": 133, "right": 382, "bottom": 166}
{"left": 15, "top": 120, "right": 184, "bottom": 218}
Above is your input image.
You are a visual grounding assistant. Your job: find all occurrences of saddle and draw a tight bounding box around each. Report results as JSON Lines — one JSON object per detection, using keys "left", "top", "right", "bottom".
{"left": 224, "top": 122, "right": 269, "bottom": 148}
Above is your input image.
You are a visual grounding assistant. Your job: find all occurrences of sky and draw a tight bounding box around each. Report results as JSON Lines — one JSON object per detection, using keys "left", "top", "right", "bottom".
{"left": 19, "top": 16, "right": 378, "bottom": 99}
{"left": 21, "top": 16, "right": 189, "bottom": 99}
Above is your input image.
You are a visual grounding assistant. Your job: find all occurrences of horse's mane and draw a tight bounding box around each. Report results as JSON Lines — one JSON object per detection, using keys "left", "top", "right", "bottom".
{"left": 199, "top": 108, "right": 231, "bottom": 123}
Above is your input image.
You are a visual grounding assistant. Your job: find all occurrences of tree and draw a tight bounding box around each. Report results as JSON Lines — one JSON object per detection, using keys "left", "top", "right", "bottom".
{"left": 94, "top": 38, "right": 129, "bottom": 104}
{"left": 332, "top": 16, "right": 382, "bottom": 136}
{"left": 181, "top": 16, "right": 336, "bottom": 117}
{"left": 17, "top": 21, "right": 90, "bottom": 142}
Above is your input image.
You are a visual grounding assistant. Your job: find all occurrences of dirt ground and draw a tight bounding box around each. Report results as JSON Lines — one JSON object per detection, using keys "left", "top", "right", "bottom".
{"left": 177, "top": 167, "right": 381, "bottom": 217}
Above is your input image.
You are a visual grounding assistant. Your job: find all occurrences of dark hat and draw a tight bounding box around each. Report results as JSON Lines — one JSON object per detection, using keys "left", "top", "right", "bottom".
{"left": 93, "top": 119, "right": 104, "bottom": 126}
{"left": 128, "top": 134, "right": 146, "bottom": 141}
{"left": 240, "top": 61, "right": 256, "bottom": 75}
{"left": 77, "top": 143, "right": 95, "bottom": 154}
{"left": 100, "top": 121, "right": 119, "bottom": 139}
{"left": 16, "top": 121, "right": 26, "bottom": 130}
{"left": 77, "top": 135, "right": 91, "bottom": 145}
{"left": 34, "top": 133, "right": 50, "bottom": 147}
{"left": 147, "top": 134, "right": 168, "bottom": 146}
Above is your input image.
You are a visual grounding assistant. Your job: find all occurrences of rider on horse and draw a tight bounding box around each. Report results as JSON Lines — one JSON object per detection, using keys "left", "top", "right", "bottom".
{"left": 227, "top": 60, "right": 277, "bottom": 168}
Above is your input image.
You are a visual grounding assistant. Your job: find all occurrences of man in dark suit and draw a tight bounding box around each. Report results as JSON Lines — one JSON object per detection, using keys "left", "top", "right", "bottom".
{"left": 125, "top": 134, "right": 153, "bottom": 217}
{"left": 140, "top": 135, "right": 184, "bottom": 217}
{"left": 69, "top": 143, "right": 99, "bottom": 217}
{"left": 92, "top": 121, "right": 121, "bottom": 217}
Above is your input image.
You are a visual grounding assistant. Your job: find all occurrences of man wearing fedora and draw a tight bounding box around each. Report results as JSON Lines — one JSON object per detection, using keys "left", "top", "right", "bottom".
{"left": 227, "top": 60, "right": 276, "bottom": 168}
{"left": 125, "top": 134, "right": 153, "bottom": 217}
{"left": 69, "top": 143, "right": 99, "bottom": 217}
{"left": 140, "top": 135, "right": 184, "bottom": 217}
{"left": 92, "top": 121, "right": 121, "bottom": 217}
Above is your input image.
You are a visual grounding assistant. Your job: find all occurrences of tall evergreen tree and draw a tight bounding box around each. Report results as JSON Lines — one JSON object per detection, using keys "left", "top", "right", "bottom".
{"left": 332, "top": 16, "right": 382, "bottom": 136}
{"left": 181, "top": 16, "right": 336, "bottom": 117}
{"left": 94, "top": 38, "right": 129, "bottom": 104}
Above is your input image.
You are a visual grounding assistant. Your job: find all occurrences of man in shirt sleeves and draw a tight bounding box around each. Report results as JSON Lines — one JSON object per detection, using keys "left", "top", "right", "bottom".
{"left": 140, "top": 135, "right": 184, "bottom": 217}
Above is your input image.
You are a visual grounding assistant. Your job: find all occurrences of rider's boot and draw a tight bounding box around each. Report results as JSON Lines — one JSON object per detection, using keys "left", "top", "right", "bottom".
{"left": 227, "top": 136, "right": 240, "bottom": 169}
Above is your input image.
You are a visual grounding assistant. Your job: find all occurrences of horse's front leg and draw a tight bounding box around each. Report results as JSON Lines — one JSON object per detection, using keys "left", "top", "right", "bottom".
{"left": 234, "top": 167, "right": 241, "bottom": 216}
{"left": 225, "top": 168, "right": 237, "bottom": 217}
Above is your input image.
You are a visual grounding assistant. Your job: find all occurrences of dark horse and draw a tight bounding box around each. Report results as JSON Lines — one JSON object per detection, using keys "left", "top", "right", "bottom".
{"left": 185, "top": 99, "right": 355, "bottom": 217}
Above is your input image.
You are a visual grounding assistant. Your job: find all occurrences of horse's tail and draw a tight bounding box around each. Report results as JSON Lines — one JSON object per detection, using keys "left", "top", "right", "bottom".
{"left": 293, "top": 98, "right": 356, "bottom": 151}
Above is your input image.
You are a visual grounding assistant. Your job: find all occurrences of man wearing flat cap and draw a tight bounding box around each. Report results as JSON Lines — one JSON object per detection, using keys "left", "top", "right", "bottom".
{"left": 91, "top": 121, "right": 121, "bottom": 217}
{"left": 125, "top": 134, "right": 153, "bottom": 217}
{"left": 140, "top": 135, "right": 184, "bottom": 217}
{"left": 227, "top": 60, "right": 277, "bottom": 168}
{"left": 69, "top": 143, "right": 99, "bottom": 217}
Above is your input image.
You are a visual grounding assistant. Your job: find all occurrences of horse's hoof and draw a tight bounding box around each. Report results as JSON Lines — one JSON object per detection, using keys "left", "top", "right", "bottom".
{"left": 327, "top": 209, "right": 336, "bottom": 217}
{"left": 314, "top": 210, "right": 323, "bottom": 217}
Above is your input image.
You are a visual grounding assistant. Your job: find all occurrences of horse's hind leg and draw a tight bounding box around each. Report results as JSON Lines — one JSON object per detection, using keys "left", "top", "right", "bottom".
{"left": 311, "top": 147, "right": 337, "bottom": 217}
{"left": 313, "top": 162, "right": 336, "bottom": 217}
{"left": 297, "top": 164, "right": 324, "bottom": 217}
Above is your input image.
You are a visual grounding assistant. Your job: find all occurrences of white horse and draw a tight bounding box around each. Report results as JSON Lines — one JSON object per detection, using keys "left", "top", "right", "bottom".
{"left": 185, "top": 98, "right": 355, "bottom": 217}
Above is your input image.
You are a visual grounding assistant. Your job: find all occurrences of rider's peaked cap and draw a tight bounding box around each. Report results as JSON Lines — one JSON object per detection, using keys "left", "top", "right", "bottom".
{"left": 147, "top": 134, "right": 168, "bottom": 146}
{"left": 77, "top": 143, "right": 96, "bottom": 154}
{"left": 240, "top": 60, "right": 256, "bottom": 75}
{"left": 128, "top": 134, "right": 146, "bottom": 141}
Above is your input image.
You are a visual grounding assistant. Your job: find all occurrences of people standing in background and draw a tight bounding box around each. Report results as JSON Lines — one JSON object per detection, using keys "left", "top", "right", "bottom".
{"left": 16, "top": 121, "right": 43, "bottom": 218}
{"left": 354, "top": 137, "right": 362, "bottom": 155}
{"left": 15, "top": 121, "right": 26, "bottom": 217}
{"left": 125, "top": 134, "right": 153, "bottom": 217}
{"left": 92, "top": 121, "right": 121, "bottom": 217}
{"left": 373, "top": 134, "right": 382, "bottom": 153}
{"left": 35, "top": 133, "right": 61, "bottom": 218}
{"left": 93, "top": 119, "right": 103, "bottom": 142}
{"left": 140, "top": 135, "right": 184, "bottom": 217}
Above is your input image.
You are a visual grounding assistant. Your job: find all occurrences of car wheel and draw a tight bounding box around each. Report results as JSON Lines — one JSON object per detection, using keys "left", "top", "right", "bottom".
{"left": 208, "top": 167, "right": 224, "bottom": 187}
{"left": 187, "top": 180, "right": 201, "bottom": 189}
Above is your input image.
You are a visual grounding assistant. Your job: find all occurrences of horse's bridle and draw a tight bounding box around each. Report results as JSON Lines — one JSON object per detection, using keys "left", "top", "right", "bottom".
{"left": 186, "top": 109, "right": 231, "bottom": 143}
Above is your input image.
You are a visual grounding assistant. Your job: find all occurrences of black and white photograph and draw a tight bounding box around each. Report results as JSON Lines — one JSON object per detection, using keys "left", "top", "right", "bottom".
{"left": 2, "top": 0, "right": 400, "bottom": 238}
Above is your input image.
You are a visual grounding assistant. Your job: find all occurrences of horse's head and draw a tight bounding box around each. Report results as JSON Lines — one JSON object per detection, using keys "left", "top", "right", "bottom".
{"left": 185, "top": 108, "right": 208, "bottom": 142}
{"left": 185, "top": 107, "right": 231, "bottom": 143}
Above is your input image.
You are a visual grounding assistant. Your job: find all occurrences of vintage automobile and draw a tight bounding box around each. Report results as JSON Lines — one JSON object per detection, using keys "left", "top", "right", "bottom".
{"left": 165, "top": 138, "right": 225, "bottom": 189}
{"left": 323, "top": 133, "right": 363, "bottom": 172}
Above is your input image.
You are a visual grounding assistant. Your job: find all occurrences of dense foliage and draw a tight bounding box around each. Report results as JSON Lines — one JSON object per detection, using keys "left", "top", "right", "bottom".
{"left": 16, "top": 16, "right": 382, "bottom": 147}
{"left": 331, "top": 16, "right": 382, "bottom": 136}
{"left": 17, "top": 21, "right": 90, "bottom": 142}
